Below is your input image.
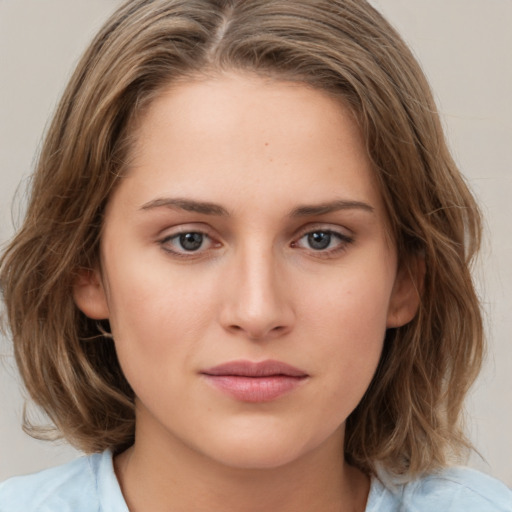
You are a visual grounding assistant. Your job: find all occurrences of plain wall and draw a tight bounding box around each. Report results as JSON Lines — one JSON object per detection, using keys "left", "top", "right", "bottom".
{"left": 1, "top": 0, "right": 511, "bottom": 486}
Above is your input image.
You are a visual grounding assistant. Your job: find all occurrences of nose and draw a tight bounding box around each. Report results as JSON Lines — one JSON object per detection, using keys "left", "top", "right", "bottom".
{"left": 219, "top": 244, "right": 295, "bottom": 341}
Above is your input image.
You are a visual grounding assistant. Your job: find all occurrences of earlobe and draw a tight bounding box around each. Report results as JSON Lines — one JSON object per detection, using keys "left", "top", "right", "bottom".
{"left": 386, "top": 256, "right": 425, "bottom": 328}
{"left": 73, "top": 268, "right": 110, "bottom": 320}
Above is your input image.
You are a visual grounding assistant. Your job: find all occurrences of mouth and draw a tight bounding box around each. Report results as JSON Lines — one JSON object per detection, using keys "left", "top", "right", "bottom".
{"left": 200, "top": 360, "right": 309, "bottom": 403}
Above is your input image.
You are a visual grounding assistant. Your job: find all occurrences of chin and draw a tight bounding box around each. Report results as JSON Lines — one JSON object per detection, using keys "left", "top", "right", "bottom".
{"left": 211, "top": 444, "right": 305, "bottom": 471}
{"left": 197, "top": 423, "right": 326, "bottom": 471}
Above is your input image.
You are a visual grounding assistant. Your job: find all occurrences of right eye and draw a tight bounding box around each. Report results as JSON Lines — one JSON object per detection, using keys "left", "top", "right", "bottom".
{"left": 160, "top": 231, "right": 216, "bottom": 256}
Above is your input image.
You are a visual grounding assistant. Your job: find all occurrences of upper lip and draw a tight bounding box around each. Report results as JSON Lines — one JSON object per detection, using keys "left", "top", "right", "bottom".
{"left": 201, "top": 360, "right": 308, "bottom": 378}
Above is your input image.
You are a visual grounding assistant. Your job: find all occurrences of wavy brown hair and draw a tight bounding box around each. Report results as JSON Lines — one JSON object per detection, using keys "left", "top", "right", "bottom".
{"left": 0, "top": 0, "right": 482, "bottom": 478}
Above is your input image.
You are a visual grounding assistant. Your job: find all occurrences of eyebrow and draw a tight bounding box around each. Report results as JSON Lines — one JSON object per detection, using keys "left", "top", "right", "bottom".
{"left": 289, "top": 200, "right": 374, "bottom": 217}
{"left": 139, "top": 197, "right": 374, "bottom": 217}
{"left": 140, "top": 198, "right": 229, "bottom": 216}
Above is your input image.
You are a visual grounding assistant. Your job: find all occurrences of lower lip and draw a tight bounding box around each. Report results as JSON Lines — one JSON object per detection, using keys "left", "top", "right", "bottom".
{"left": 202, "top": 375, "right": 306, "bottom": 402}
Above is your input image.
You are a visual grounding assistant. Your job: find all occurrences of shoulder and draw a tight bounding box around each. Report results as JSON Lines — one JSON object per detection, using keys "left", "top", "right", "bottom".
{"left": 407, "top": 467, "right": 512, "bottom": 510}
{"left": 0, "top": 452, "right": 105, "bottom": 512}
{"left": 368, "top": 467, "right": 512, "bottom": 512}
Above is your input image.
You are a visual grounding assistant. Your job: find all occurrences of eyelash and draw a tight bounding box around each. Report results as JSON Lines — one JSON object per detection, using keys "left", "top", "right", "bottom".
{"left": 158, "top": 227, "right": 354, "bottom": 259}
{"left": 159, "top": 230, "right": 218, "bottom": 258}
{"left": 291, "top": 229, "right": 354, "bottom": 257}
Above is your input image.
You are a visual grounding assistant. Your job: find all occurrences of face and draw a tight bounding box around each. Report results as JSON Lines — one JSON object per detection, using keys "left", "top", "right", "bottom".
{"left": 74, "top": 72, "right": 419, "bottom": 470}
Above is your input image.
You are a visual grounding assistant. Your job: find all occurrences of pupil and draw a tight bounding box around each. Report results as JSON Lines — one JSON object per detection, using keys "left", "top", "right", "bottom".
{"left": 180, "top": 233, "right": 203, "bottom": 251}
{"left": 308, "top": 232, "right": 331, "bottom": 250}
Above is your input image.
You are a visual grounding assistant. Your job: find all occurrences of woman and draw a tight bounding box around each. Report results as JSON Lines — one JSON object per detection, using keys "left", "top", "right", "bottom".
{"left": 1, "top": 0, "right": 510, "bottom": 510}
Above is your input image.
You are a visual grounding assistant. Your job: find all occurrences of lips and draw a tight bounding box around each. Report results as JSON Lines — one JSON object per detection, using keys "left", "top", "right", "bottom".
{"left": 201, "top": 360, "right": 309, "bottom": 402}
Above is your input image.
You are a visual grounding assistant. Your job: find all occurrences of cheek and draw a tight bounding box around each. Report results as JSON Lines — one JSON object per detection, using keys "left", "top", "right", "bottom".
{"left": 310, "top": 291, "right": 387, "bottom": 383}
{"left": 301, "top": 260, "right": 394, "bottom": 342}
{"left": 103, "top": 253, "right": 221, "bottom": 372}
{"left": 298, "top": 262, "right": 394, "bottom": 398}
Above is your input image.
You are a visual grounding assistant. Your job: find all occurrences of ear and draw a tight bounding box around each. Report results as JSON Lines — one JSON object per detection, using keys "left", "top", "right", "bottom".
{"left": 72, "top": 268, "right": 110, "bottom": 320}
{"left": 386, "top": 255, "right": 425, "bottom": 328}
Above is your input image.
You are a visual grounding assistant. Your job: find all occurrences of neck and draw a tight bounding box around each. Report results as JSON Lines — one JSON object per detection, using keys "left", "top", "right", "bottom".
{"left": 115, "top": 421, "right": 369, "bottom": 512}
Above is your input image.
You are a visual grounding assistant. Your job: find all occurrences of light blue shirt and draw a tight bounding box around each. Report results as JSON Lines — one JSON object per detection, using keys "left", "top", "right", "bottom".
{"left": 0, "top": 450, "right": 511, "bottom": 511}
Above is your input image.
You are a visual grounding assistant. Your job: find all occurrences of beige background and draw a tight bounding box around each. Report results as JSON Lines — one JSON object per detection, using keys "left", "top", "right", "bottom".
{"left": 1, "top": 0, "right": 511, "bottom": 486}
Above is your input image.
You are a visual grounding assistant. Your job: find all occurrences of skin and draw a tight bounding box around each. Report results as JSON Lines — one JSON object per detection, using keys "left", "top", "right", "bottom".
{"left": 74, "top": 72, "right": 420, "bottom": 512}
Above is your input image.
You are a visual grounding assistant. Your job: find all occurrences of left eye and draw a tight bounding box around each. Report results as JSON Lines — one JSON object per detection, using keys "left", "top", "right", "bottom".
{"left": 295, "top": 230, "right": 350, "bottom": 252}
{"left": 161, "top": 232, "right": 210, "bottom": 253}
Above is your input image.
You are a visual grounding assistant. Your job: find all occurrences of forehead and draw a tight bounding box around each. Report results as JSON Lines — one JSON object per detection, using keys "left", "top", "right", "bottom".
{"left": 134, "top": 72, "right": 361, "bottom": 149}
{"left": 109, "top": 72, "right": 386, "bottom": 224}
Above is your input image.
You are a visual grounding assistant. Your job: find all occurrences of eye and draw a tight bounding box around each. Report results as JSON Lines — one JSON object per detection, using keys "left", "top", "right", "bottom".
{"left": 306, "top": 231, "right": 334, "bottom": 250}
{"left": 160, "top": 231, "right": 216, "bottom": 255}
{"left": 292, "top": 228, "right": 353, "bottom": 254}
{"left": 177, "top": 232, "right": 205, "bottom": 251}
